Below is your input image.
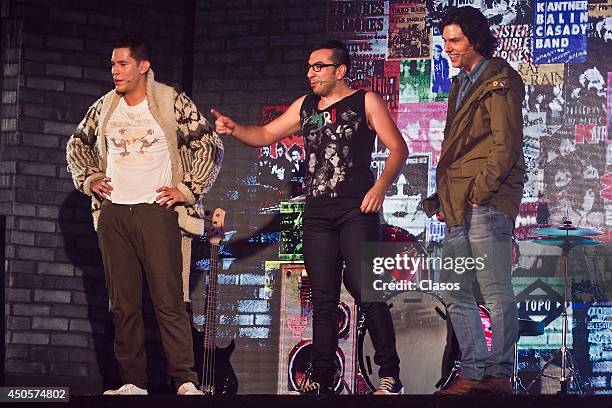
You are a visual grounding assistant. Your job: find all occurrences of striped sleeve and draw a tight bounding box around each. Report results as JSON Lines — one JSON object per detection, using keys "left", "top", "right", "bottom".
{"left": 66, "top": 96, "right": 105, "bottom": 196}
{"left": 174, "top": 92, "right": 224, "bottom": 203}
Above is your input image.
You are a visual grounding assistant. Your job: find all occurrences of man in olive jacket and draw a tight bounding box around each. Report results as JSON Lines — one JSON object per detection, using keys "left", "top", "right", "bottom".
{"left": 423, "top": 7, "right": 525, "bottom": 395}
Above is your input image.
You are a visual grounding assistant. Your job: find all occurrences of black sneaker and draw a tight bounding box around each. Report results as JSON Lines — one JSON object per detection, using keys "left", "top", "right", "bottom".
{"left": 373, "top": 377, "right": 404, "bottom": 395}
{"left": 298, "top": 378, "right": 334, "bottom": 395}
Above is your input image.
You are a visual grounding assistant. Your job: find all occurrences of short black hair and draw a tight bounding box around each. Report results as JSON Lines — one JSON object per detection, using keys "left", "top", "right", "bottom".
{"left": 439, "top": 7, "right": 498, "bottom": 58}
{"left": 113, "top": 34, "right": 151, "bottom": 62}
{"left": 287, "top": 144, "right": 302, "bottom": 157}
{"left": 310, "top": 40, "right": 351, "bottom": 77}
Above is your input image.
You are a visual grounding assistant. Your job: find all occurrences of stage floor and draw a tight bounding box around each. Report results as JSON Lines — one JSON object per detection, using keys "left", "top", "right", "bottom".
{"left": 6, "top": 394, "right": 610, "bottom": 408}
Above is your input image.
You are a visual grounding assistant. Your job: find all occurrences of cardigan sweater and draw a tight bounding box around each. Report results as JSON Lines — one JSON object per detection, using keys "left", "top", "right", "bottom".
{"left": 66, "top": 69, "right": 224, "bottom": 300}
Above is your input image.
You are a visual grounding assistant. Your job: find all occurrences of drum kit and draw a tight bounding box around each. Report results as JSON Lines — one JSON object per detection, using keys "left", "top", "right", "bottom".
{"left": 355, "top": 221, "right": 604, "bottom": 395}
{"left": 358, "top": 290, "right": 493, "bottom": 394}
{"left": 358, "top": 224, "right": 493, "bottom": 394}
{"left": 530, "top": 219, "right": 602, "bottom": 395}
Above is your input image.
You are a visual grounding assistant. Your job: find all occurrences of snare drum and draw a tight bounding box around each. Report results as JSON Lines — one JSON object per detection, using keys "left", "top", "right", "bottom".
{"left": 357, "top": 291, "right": 492, "bottom": 394}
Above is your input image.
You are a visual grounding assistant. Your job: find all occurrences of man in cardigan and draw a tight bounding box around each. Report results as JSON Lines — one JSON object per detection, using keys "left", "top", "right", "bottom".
{"left": 66, "top": 35, "right": 223, "bottom": 395}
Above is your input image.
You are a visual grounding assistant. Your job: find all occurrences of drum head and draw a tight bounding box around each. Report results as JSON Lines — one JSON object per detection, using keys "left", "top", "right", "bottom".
{"left": 338, "top": 302, "right": 351, "bottom": 339}
{"left": 358, "top": 291, "right": 457, "bottom": 394}
{"left": 288, "top": 340, "right": 345, "bottom": 393}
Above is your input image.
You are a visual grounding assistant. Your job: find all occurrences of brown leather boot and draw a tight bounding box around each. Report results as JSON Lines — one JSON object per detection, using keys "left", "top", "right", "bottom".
{"left": 434, "top": 377, "right": 487, "bottom": 395}
{"left": 480, "top": 375, "right": 512, "bottom": 394}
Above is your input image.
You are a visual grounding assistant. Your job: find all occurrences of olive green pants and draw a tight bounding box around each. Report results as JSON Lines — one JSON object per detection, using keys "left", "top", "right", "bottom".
{"left": 97, "top": 200, "right": 197, "bottom": 389}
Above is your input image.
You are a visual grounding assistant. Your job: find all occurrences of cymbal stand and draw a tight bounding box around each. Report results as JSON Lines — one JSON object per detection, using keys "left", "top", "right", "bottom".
{"left": 526, "top": 240, "right": 583, "bottom": 394}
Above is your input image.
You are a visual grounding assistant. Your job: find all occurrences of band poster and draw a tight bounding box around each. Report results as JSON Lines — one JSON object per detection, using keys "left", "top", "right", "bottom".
{"left": 388, "top": 1, "right": 431, "bottom": 59}
{"left": 325, "top": 0, "right": 390, "bottom": 58}
{"left": 349, "top": 58, "right": 401, "bottom": 112}
{"left": 373, "top": 152, "right": 431, "bottom": 239}
{"left": 259, "top": 106, "right": 305, "bottom": 198}
{"left": 399, "top": 59, "right": 431, "bottom": 102}
{"left": 396, "top": 102, "right": 447, "bottom": 163}
{"left": 532, "top": 0, "right": 588, "bottom": 63}
{"left": 519, "top": 62, "right": 565, "bottom": 127}
{"left": 491, "top": 23, "right": 532, "bottom": 64}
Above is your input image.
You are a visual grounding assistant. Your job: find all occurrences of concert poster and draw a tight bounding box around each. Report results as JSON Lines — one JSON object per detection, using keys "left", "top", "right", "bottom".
{"left": 532, "top": 0, "right": 588, "bottom": 63}
{"left": 388, "top": 1, "right": 431, "bottom": 60}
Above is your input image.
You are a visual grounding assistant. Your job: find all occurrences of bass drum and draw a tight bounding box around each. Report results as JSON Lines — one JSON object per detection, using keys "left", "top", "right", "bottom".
{"left": 357, "top": 291, "right": 492, "bottom": 394}
{"left": 288, "top": 340, "right": 345, "bottom": 394}
{"left": 358, "top": 291, "right": 455, "bottom": 394}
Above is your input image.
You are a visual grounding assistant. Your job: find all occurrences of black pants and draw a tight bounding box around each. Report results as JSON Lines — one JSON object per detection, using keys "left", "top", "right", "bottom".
{"left": 97, "top": 201, "right": 198, "bottom": 389}
{"left": 302, "top": 198, "right": 400, "bottom": 385}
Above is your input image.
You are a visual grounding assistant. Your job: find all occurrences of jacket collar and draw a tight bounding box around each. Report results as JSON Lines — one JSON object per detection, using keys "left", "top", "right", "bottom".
{"left": 440, "top": 58, "right": 517, "bottom": 165}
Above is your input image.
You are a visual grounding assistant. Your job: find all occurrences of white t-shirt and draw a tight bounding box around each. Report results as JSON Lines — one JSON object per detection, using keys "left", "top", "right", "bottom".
{"left": 104, "top": 97, "right": 172, "bottom": 204}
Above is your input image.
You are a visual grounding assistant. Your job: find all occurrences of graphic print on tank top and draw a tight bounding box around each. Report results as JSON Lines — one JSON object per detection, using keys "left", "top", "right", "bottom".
{"left": 300, "top": 90, "right": 376, "bottom": 199}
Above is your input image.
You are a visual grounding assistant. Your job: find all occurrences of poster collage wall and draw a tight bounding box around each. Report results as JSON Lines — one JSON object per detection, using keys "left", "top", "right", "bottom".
{"left": 319, "top": 0, "right": 611, "bottom": 394}
{"left": 191, "top": 0, "right": 611, "bottom": 394}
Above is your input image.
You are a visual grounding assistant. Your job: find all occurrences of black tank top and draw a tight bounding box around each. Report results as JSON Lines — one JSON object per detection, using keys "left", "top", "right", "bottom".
{"left": 300, "top": 90, "right": 376, "bottom": 201}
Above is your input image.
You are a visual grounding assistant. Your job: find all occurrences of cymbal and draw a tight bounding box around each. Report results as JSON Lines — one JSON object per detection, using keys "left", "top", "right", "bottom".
{"left": 533, "top": 226, "right": 603, "bottom": 237}
{"left": 532, "top": 237, "right": 601, "bottom": 248}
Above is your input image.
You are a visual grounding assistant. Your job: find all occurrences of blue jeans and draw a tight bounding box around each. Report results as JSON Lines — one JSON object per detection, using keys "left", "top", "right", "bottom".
{"left": 440, "top": 203, "right": 518, "bottom": 380}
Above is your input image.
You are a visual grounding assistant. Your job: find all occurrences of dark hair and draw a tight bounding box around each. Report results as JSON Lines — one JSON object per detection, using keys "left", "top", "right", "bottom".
{"left": 439, "top": 7, "right": 498, "bottom": 58}
{"left": 310, "top": 40, "right": 351, "bottom": 76}
{"left": 113, "top": 34, "right": 151, "bottom": 62}
{"left": 287, "top": 144, "right": 302, "bottom": 156}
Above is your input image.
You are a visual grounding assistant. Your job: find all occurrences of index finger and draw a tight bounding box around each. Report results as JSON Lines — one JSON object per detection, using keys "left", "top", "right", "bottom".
{"left": 210, "top": 108, "right": 224, "bottom": 119}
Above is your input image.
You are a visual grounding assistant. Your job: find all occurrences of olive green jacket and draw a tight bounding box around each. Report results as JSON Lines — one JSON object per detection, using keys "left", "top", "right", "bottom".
{"left": 423, "top": 58, "right": 526, "bottom": 227}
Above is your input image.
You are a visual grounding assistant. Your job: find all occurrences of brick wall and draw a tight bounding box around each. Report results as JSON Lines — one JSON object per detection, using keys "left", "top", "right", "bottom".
{"left": 2, "top": 0, "right": 188, "bottom": 392}
{"left": 191, "top": 0, "right": 326, "bottom": 393}
{"left": 1, "top": 0, "right": 329, "bottom": 394}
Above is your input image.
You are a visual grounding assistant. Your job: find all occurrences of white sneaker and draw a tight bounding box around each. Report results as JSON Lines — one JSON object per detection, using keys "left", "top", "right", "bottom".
{"left": 373, "top": 377, "right": 404, "bottom": 395}
{"left": 103, "top": 384, "right": 148, "bottom": 395}
{"left": 177, "top": 382, "right": 204, "bottom": 395}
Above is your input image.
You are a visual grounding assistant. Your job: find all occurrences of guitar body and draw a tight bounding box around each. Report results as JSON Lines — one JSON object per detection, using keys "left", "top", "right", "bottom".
{"left": 205, "top": 340, "right": 238, "bottom": 395}
{"left": 191, "top": 326, "right": 238, "bottom": 394}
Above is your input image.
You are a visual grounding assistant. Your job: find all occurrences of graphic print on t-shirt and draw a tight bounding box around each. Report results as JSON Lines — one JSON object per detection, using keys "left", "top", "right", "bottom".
{"left": 301, "top": 107, "right": 361, "bottom": 198}
{"left": 104, "top": 98, "right": 171, "bottom": 205}
{"left": 109, "top": 127, "right": 159, "bottom": 162}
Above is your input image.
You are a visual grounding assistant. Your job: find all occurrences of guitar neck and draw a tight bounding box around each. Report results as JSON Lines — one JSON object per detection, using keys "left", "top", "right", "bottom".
{"left": 203, "top": 243, "right": 220, "bottom": 349}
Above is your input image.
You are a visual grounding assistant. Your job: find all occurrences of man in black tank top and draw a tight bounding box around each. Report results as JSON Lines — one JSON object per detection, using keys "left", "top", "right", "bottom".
{"left": 212, "top": 40, "right": 409, "bottom": 395}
